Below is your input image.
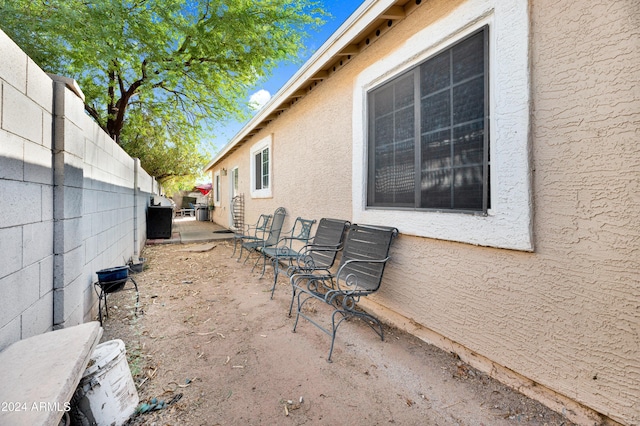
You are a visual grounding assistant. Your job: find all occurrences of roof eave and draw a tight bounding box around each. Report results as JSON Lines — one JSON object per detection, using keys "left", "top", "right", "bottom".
{"left": 204, "top": 0, "right": 406, "bottom": 173}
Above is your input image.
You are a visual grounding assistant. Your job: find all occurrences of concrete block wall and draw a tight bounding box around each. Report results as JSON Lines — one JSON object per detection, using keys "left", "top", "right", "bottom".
{"left": 0, "top": 29, "right": 157, "bottom": 350}
{"left": 0, "top": 30, "right": 56, "bottom": 350}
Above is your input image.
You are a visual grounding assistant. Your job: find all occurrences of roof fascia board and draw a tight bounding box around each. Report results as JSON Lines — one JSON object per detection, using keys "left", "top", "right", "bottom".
{"left": 205, "top": 0, "right": 398, "bottom": 172}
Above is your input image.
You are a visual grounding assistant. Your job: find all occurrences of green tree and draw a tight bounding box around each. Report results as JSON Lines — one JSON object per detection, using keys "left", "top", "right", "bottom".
{"left": 0, "top": 0, "right": 324, "bottom": 187}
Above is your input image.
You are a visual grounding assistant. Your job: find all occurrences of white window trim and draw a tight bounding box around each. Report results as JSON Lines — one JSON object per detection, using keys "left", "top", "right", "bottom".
{"left": 352, "top": 1, "right": 533, "bottom": 251}
{"left": 250, "top": 134, "right": 273, "bottom": 199}
{"left": 213, "top": 171, "right": 221, "bottom": 206}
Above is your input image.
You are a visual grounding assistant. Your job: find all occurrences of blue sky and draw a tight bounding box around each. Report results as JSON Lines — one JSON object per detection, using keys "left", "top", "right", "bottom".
{"left": 209, "top": 0, "right": 364, "bottom": 150}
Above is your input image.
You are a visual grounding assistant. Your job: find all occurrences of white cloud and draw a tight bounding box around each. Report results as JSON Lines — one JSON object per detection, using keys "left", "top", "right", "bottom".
{"left": 248, "top": 89, "right": 271, "bottom": 111}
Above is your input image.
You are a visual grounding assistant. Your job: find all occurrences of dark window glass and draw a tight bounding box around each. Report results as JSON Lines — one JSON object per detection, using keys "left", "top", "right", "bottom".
{"left": 254, "top": 151, "right": 262, "bottom": 190}
{"left": 262, "top": 148, "right": 269, "bottom": 189}
{"left": 370, "top": 73, "right": 415, "bottom": 206}
{"left": 368, "top": 27, "right": 489, "bottom": 212}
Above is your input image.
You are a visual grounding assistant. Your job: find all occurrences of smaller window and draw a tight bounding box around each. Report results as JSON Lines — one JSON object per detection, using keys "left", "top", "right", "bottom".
{"left": 250, "top": 135, "right": 273, "bottom": 198}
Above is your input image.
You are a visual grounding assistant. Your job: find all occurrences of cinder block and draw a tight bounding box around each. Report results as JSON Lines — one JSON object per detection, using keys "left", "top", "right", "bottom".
{"left": 53, "top": 185, "right": 83, "bottom": 223}
{"left": 42, "top": 109, "right": 53, "bottom": 150}
{"left": 39, "top": 255, "right": 54, "bottom": 298}
{"left": 26, "top": 58, "right": 53, "bottom": 114}
{"left": 61, "top": 217, "right": 82, "bottom": 254}
{"left": 62, "top": 186, "right": 83, "bottom": 219}
{"left": 82, "top": 189, "right": 97, "bottom": 215}
{"left": 53, "top": 275, "right": 85, "bottom": 326}
{"left": 2, "top": 84, "right": 43, "bottom": 144}
{"left": 0, "top": 316, "right": 21, "bottom": 352}
{"left": 82, "top": 284, "right": 98, "bottom": 322}
{"left": 24, "top": 140, "right": 53, "bottom": 185}
{"left": 0, "top": 227, "right": 22, "bottom": 279}
{"left": 0, "top": 180, "right": 42, "bottom": 227}
{"left": 63, "top": 245, "right": 84, "bottom": 286}
{"left": 22, "top": 220, "right": 53, "bottom": 267}
{"left": 0, "top": 129, "right": 25, "bottom": 180}
{"left": 0, "top": 263, "right": 40, "bottom": 326}
{"left": 53, "top": 108, "right": 85, "bottom": 157}
{"left": 62, "top": 85, "right": 87, "bottom": 129}
{"left": 41, "top": 185, "right": 54, "bottom": 222}
{"left": 84, "top": 136, "right": 99, "bottom": 167}
{"left": 55, "top": 151, "right": 84, "bottom": 189}
{"left": 53, "top": 243, "right": 83, "bottom": 290}
{"left": 0, "top": 29, "right": 27, "bottom": 93}
{"left": 21, "top": 291, "right": 53, "bottom": 339}
{"left": 84, "top": 235, "right": 98, "bottom": 264}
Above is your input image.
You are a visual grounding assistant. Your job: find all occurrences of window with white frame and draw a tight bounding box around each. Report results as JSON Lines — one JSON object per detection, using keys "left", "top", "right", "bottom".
{"left": 352, "top": 2, "right": 533, "bottom": 251}
{"left": 250, "top": 135, "right": 272, "bottom": 198}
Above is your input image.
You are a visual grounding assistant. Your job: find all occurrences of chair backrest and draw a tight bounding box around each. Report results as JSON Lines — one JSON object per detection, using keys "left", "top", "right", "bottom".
{"left": 306, "top": 218, "right": 351, "bottom": 269}
{"left": 252, "top": 213, "right": 272, "bottom": 237}
{"left": 337, "top": 224, "right": 399, "bottom": 293}
{"left": 288, "top": 217, "right": 317, "bottom": 245}
{"left": 263, "top": 207, "right": 287, "bottom": 246}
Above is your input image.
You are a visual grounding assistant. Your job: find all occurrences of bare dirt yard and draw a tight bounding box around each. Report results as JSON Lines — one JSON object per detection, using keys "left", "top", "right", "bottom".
{"left": 101, "top": 241, "right": 574, "bottom": 426}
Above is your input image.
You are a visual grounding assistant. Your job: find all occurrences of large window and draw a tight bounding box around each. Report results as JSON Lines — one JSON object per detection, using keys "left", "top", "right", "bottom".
{"left": 368, "top": 28, "right": 489, "bottom": 213}
{"left": 250, "top": 135, "right": 272, "bottom": 198}
{"left": 353, "top": 2, "right": 532, "bottom": 251}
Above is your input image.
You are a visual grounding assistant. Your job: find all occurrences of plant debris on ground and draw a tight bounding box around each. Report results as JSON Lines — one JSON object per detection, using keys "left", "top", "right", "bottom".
{"left": 101, "top": 241, "right": 575, "bottom": 426}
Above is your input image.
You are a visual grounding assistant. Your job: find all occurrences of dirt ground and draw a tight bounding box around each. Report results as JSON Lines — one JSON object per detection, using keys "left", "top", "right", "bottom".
{"left": 100, "top": 241, "right": 575, "bottom": 426}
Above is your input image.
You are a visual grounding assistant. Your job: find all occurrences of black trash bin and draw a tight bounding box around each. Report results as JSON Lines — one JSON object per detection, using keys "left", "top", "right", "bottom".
{"left": 196, "top": 205, "right": 209, "bottom": 221}
{"left": 147, "top": 206, "right": 173, "bottom": 238}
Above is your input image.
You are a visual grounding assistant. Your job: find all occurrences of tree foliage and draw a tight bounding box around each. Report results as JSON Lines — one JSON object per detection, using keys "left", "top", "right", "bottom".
{"left": 0, "top": 0, "right": 324, "bottom": 188}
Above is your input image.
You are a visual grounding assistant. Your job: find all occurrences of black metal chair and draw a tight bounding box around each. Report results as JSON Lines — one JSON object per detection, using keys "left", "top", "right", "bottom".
{"left": 291, "top": 224, "right": 399, "bottom": 362}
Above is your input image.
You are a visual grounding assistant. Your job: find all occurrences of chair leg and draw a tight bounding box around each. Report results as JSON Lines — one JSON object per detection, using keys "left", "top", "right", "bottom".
{"left": 270, "top": 258, "right": 279, "bottom": 299}
{"left": 258, "top": 253, "right": 268, "bottom": 278}
{"left": 231, "top": 238, "right": 239, "bottom": 258}
{"left": 250, "top": 252, "right": 261, "bottom": 273}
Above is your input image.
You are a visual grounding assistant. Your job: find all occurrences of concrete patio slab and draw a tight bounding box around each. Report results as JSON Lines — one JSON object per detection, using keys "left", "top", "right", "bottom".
{"left": 146, "top": 216, "right": 234, "bottom": 245}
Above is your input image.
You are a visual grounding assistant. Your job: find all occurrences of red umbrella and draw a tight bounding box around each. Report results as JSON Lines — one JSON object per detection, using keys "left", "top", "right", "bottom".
{"left": 195, "top": 183, "right": 212, "bottom": 196}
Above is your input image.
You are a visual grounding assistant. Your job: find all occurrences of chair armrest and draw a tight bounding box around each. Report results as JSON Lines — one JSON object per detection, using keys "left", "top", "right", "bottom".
{"left": 290, "top": 271, "right": 335, "bottom": 296}
{"left": 291, "top": 245, "right": 342, "bottom": 270}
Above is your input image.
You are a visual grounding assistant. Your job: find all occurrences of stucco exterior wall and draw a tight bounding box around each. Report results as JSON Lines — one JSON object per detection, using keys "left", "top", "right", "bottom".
{"left": 208, "top": 1, "right": 639, "bottom": 423}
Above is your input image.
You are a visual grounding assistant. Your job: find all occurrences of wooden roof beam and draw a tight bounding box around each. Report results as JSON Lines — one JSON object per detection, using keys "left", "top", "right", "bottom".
{"left": 380, "top": 6, "right": 405, "bottom": 20}
{"left": 289, "top": 89, "right": 306, "bottom": 99}
{"left": 309, "top": 70, "right": 329, "bottom": 80}
{"left": 337, "top": 44, "right": 360, "bottom": 56}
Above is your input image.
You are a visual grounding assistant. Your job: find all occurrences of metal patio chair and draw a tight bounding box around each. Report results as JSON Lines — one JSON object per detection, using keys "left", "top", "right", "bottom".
{"left": 231, "top": 211, "right": 271, "bottom": 259}
{"left": 240, "top": 207, "right": 287, "bottom": 267}
{"left": 269, "top": 218, "right": 351, "bottom": 309}
{"left": 256, "top": 216, "right": 317, "bottom": 290}
{"left": 291, "top": 224, "right": 399, "bottom": 362}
